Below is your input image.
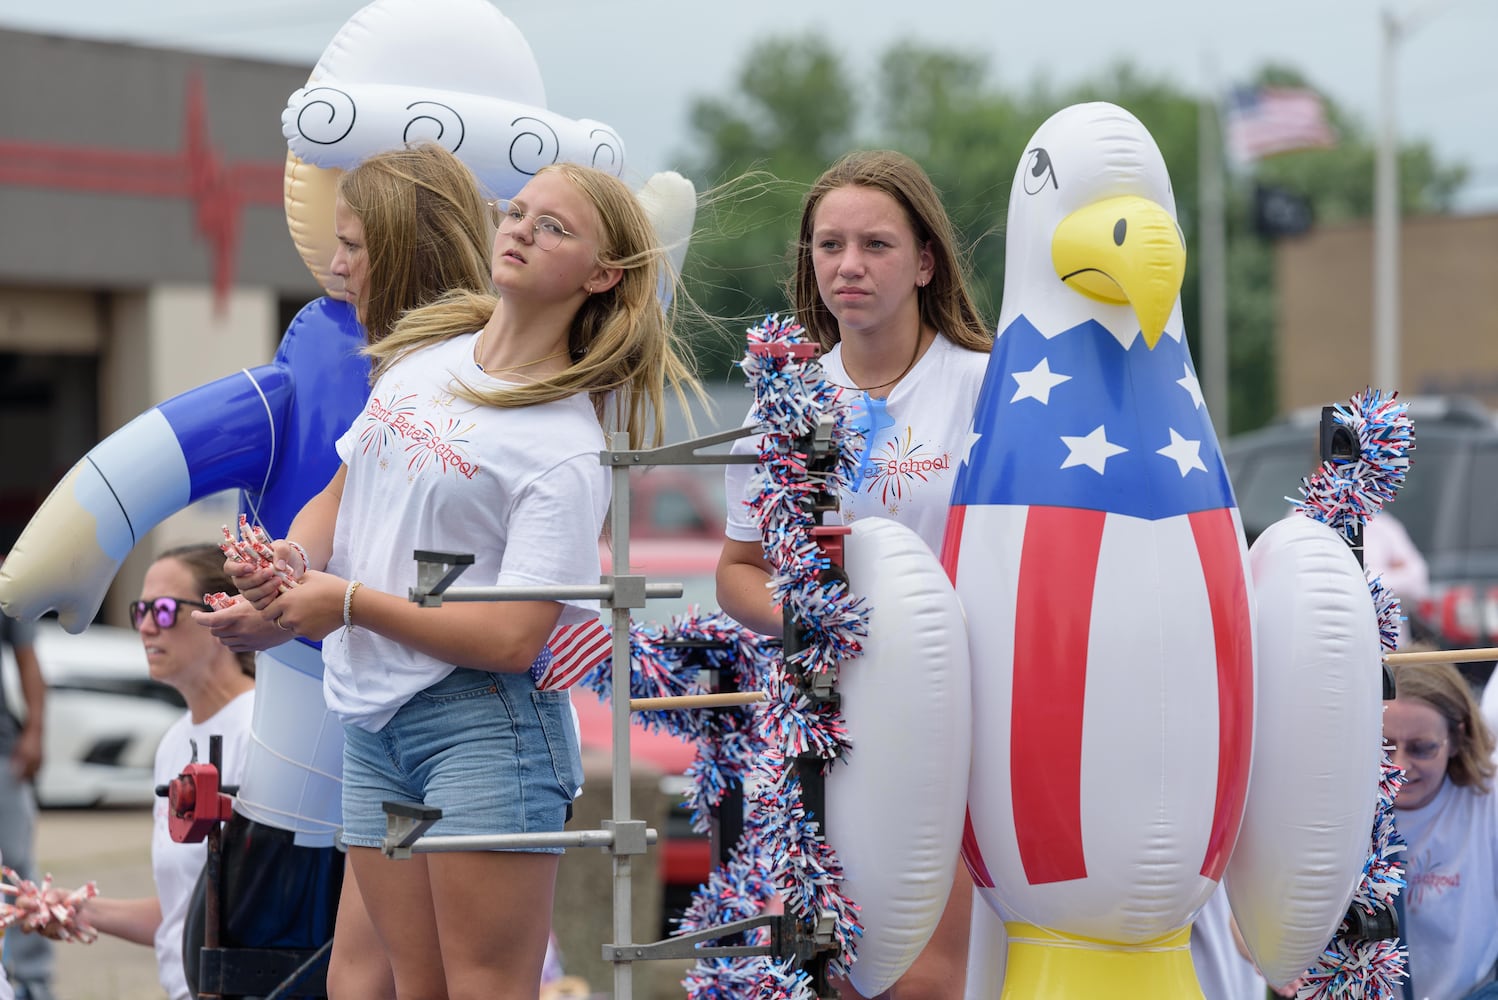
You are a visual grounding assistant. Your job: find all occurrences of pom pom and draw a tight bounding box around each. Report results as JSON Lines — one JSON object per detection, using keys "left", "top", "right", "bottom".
{"left": 1293, "top": 388, "right": 1414, "bottom": 541}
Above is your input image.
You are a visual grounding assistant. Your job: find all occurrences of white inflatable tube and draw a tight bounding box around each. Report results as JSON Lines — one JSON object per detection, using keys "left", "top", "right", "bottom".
{"left": 824, "top": 517, "right": 972, "bottom": 997}
{"left": 1226, "top": 515, "right": 1383, "bottom": 987}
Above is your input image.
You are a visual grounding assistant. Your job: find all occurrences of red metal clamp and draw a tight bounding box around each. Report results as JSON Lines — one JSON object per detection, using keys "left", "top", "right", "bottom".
{"left": 166, "top": 762, "right": 235, "bottom": 843}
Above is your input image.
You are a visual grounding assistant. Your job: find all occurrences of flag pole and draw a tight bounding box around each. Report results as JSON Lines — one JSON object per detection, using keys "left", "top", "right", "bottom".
{"left": 1198, "top": 56, "right": 1230, "bottom": 433}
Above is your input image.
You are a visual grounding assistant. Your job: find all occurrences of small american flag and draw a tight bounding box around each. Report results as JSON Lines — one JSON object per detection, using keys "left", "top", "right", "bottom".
{"left": 533, "top": 617, "right": 613, "bottom": 691}
{"left": 1224, "top": 85, "right": 1336, "bottom": 163}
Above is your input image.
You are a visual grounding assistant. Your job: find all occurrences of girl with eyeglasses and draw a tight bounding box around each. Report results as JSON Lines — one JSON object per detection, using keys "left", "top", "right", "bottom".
{"left": 230, "top": 158, "right": 699, "bottom": 1000}
{"left": 20, "top": 544, "right": 253, "bottom": 1000}
{"left": 1385, "top": 659, "right": 1498, "bottom": 1000}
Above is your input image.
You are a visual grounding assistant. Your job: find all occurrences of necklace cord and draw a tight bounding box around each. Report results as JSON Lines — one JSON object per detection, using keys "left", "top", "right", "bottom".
{"left": 840, "top": 332, "right": 923, "bottom": 393}
{"left": 475, "top": 346, "right": 571, "bottom": 374}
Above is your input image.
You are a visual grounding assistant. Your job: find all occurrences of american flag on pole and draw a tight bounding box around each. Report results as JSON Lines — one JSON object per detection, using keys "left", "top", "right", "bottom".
{"left": 1224, "top": 85, "right": 1336, "bottom": 163}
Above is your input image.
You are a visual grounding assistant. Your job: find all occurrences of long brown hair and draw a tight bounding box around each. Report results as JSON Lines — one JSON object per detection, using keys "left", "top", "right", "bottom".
{"left": 790, "top": 149, "right": 991, "bottom": 354}
{"left": 335, "top": 143, "right": 493, "bottom": 346}
{"left": 1389, "top": 660, "right": 1496, "bottom": 792}
{"left": 157, "top": 543, "right": 254, "bottom": 678}
{"left": 366, "top": 162, "right": 702, "bottom": 448}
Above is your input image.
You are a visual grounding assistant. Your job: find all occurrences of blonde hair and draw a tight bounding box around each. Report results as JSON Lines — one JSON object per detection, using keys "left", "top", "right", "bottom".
{"left": 335, "top": 143, "right": 493, "bottom": 345}
{"left": 367, "top": 163, "right": 700, "bottom": 448}
{"left": 1389, "top": 660, "right": 1497, "bottom": 792}
{"left": 791, "top": 149, "right": 992, "bottom": 354}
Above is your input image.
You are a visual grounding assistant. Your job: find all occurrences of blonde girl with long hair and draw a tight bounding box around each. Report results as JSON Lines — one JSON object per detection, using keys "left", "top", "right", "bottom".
{"left": 231, "top": 158, "right": 698, "bottom": 1000}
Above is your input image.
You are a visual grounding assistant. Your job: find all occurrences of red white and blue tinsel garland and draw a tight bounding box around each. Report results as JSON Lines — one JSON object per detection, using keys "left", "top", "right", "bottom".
{"left": 581, "top": 315, "right": 870, "bottom": 1000}
{"left": 1292, "top": 388, "right": 1412, "bottom": 1000}
{"left": 733, "top": 314, "right": 869, "bottom": 990}
{"left": 580, "top": 611, "right": 794, "bottom": 993}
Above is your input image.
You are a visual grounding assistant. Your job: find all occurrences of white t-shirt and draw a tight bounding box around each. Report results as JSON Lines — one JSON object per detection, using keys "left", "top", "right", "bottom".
{"left": 1395, "top": 777, "right": 1498, "bottom": 1000}
{"left": 725, "top": 335, "right": 990, "bottom": 554}
{"left": 151, "top": 690, "right": 256, "bottom": 1000}
{"left": 325, "top": 331, "right": 610, "bottom": 731}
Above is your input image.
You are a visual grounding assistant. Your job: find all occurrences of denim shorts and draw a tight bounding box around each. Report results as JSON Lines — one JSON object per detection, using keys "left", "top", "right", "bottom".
{"left": 340, "top": 667, "right": 582, "bottom": 852}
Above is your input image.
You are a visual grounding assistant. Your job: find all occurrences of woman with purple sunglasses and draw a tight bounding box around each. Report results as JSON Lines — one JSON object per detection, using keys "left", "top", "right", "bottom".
{"left": 19, "top": 544, "right": 253, "bottom": 1000}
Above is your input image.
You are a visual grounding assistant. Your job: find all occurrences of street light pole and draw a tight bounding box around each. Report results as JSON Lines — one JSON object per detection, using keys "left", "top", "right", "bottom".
{"left": 1372, "top": 9, "right": 1399, "bottom": 390}
{"left": 1373, "top": 0, "right": 1463, "bottom": 390}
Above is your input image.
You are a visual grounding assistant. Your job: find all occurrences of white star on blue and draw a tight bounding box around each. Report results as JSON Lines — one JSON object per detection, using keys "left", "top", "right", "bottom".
{"left": 952, "top": 315, "right": 1237, "bottom": 520}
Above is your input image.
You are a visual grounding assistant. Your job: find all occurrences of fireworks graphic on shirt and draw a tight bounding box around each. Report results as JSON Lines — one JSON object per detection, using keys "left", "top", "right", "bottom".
{"left": 404, "top": 416, "right": 480, "bottom": 478}
{"left": 864, "top": 426, "right": 954, "bottom": 508}
{"left": 359, "top": 391, "right": 420, "bottom": 458}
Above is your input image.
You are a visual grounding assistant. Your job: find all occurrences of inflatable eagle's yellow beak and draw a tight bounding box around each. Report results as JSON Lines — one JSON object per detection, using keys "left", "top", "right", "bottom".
{"left": 1052, "top": 195, "right": 1185, "bottom": 348}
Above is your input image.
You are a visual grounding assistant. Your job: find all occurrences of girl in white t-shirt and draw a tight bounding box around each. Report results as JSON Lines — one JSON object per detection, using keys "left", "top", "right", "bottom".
{"left": 21, "top": 545, "right": 255, "bottom": 1000}
{"left": 717, "top": 149, "right": 992, "bottom": 1000}
{"left": 232, "top": 159, "right": 698, "bottom": 1000}
{"left": 1385, "top": 660, "right": 1498, "bottom": 1000}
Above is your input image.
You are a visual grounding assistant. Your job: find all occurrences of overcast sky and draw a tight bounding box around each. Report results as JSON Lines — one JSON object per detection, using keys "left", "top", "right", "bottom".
{"left": 2, "top": 0, "right": 1495, "bottom": 212}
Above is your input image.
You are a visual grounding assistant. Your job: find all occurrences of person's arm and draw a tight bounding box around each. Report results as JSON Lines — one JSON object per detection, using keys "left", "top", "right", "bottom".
{"left": 716, "top": 539, "right": 782, "bottom": 636}
{"left": 266, "top": 575, "right": 561, "bottom": 673}
{"left": 253, "top": 451, "right": 589, "bottom": 672}
{"left": 71, "top": 894, "right": 161, "bottom": 946}
{"left": 229, "top": 465, "right": 347, "bottom": 601}
{"left": 20, "top": 889, "right": 159, "bottom": 947}
{"left": 282, "top": 463, "right": 346, "bottom": 575}
{"left": 11, "top": 632, "right": 43, "bottom": 782}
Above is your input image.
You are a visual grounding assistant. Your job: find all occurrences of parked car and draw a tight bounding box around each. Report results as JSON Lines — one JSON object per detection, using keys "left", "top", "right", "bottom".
{"left": 2, "top": 619, "right": 184, "bottom": 808}
{"left": 1223, "top": 394, "right": 1498, "bottom": 687}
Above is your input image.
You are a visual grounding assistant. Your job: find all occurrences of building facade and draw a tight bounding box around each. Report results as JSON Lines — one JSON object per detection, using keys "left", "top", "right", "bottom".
{"left": 1275, "top": 213, "right": 1498, "bottom": 412}
{"left": 0, "top": 29, "right": 322, "bottom": 621}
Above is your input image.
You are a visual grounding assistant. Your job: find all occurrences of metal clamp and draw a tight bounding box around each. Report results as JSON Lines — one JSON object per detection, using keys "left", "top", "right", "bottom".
{"left": 409, "top": 550, "right": 475, "bottom": 607}
{"left": 382, "top": 800, "right": 442, "bottom": 859}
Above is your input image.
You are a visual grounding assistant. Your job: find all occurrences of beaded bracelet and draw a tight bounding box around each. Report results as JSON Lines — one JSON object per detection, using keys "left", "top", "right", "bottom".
{"left": 343, "top": 580, "right": 363, "bottom": 630}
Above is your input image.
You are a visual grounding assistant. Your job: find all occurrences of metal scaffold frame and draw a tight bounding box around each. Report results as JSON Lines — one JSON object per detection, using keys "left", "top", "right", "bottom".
{"left": 384, "top": 426, "right": 843, "bottom": 1000}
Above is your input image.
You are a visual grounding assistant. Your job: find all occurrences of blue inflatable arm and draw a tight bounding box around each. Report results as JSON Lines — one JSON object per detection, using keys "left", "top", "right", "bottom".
{"left": 0, "top": 298, "right": 369, "bottom": 632}
{"left": 249, "top": 298, "right": 370, "bottom": 534}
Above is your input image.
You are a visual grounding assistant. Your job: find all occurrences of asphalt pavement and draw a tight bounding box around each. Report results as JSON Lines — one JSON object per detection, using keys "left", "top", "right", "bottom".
{"left": 29, "top": 806, "right": 161, "bottom": 1000}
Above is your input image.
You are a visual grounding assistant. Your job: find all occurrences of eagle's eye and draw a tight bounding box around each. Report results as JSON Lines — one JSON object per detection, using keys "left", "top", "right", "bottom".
{"left": 1023, "top": 147, "right": 1059, "bottom": 195}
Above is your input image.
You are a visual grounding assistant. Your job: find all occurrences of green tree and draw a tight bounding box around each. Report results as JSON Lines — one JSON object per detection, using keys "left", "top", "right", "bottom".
{"left": 676, "top": 37, "right": 858, "bottom": 380}
{"left": 873, "top": 42, "right": 1043, "bottom": 324}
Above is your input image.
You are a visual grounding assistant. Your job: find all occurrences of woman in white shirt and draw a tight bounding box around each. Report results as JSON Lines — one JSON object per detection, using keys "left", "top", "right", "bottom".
{"left": 23, "top": 544, "right": 255, "bottom": 1000}
{"left": 1385, "top": 660, "right": 1498, "bottom": 1000}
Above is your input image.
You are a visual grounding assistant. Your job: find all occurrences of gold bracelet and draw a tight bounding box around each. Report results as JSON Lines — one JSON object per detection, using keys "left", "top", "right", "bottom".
{"left": 343, "top": 580, "right": 363, "bottom": 629}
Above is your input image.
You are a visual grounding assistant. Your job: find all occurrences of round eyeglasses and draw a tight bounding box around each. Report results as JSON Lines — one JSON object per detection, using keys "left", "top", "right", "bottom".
{"left": 130, "top": 596, "right": 212, "bottom": 630}
{"left": 1384, "top": 736, "right": 1450, "bottom": 761}
{"left": 488, "top": 199, "right": 577, "bottom": 251}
